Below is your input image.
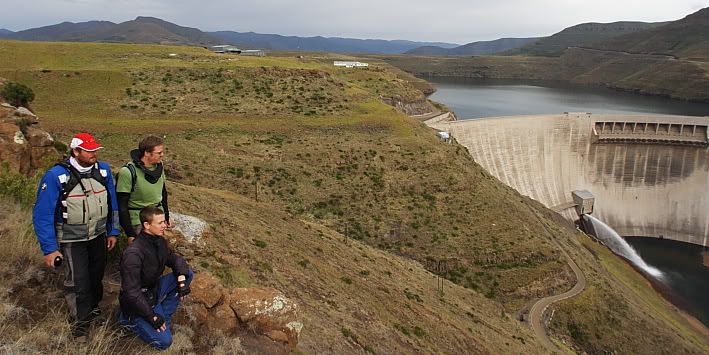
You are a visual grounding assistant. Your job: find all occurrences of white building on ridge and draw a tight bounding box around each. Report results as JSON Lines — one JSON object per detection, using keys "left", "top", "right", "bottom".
{"left": 333, "top": 61, "right": 369, "bottom": 68}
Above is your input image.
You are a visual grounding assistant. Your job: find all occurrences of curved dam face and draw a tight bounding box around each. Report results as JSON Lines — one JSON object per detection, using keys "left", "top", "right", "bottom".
{"left": 428, "top": 113, "right": 709, "bottom": 246}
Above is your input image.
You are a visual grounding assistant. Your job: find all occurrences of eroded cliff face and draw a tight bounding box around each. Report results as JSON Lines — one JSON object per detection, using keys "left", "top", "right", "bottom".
{"left": 0, "top": 102, "right": 60, "bottom": 174}
{"left": 380, "top": 96, "right": 437, "bottom": 115}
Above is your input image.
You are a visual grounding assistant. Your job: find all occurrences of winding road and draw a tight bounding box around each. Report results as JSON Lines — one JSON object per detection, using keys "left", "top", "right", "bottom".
{"left": 421, "top": 111, "right": 588, "bottom": 353}
{"left": 527, "top": 210, "right": 587, "bottom": 353}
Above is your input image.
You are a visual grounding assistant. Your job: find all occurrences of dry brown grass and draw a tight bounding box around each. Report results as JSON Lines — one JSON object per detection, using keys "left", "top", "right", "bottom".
{"left": 0, "top": 196, "right": 213, "bottom": 355}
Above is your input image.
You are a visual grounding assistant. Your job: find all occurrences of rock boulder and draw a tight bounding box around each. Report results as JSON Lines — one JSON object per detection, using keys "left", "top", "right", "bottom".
{"left": 0, "top": 103, "right": 59, "bottom": 174}
{"left": 189, "top": 272, "right": 302, "bottom": 353}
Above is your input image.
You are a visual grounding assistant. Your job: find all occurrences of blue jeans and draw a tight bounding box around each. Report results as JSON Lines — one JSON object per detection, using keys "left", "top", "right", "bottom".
{"left": 119, "top": 270, "right": 193, "bottom": 350}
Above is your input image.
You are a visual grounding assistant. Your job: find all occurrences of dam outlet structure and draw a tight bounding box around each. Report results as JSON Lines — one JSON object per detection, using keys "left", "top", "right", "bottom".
{"left": 427, "top": 113, "right": 709, "bottom": 247}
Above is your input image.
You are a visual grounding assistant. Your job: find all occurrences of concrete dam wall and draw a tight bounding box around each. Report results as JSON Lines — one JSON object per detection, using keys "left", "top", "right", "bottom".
{"left": 427, "top": 113, "right": 709, "bottom": 246}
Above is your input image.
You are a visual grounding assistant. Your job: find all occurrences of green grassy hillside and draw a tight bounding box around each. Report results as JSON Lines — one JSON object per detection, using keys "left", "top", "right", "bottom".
{"left": 1, "top": 39, "right": 706, "bottom": 353}
{"left": 507, "top": 21, "right": 666, "bottom": 57}
{"left": 588, "top": 7, "right": 709, "bottom": 60}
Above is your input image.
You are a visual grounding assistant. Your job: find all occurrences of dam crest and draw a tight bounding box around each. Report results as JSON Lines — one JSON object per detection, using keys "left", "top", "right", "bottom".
{"left": 427, "top": 113, "right": 709, "bottom": 246}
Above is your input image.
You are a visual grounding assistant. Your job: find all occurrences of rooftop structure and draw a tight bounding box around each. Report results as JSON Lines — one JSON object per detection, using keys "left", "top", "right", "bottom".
{"left": 210, "top": 45, "right": 241, "bottom": 54}
{"left": 333, "top": 61, "right": 369, "bottom": 68}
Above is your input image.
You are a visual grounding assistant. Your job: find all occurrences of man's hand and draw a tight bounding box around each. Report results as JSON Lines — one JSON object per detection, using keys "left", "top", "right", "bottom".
{"left": 177, "top": 275, "right": 190, "bottom": 300}
{"left": 43, "top": 251, "right": 62, "bottom": 268}
{"left": 149, "top": 314, "right": 166, "bottom": 332}
{"left": 106, "top": 236, "right": 117, "bottom": 251}
{"left": 127, "top": 236, "right": 136, "bottom": 245}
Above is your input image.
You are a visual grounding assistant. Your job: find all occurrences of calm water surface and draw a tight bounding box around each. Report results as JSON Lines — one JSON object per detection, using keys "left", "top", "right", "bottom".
{"left": 626, "top": 237, "right": 708, "bottom": 327}
{"left": 427, "top": 77, "right": 709, "bottom": 119}
{"left": 427, "top": 77, "right": 709, "bottom": 326}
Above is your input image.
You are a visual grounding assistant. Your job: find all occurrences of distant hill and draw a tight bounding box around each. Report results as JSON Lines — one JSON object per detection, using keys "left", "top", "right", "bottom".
{"left": 588, "top": 7, "right": 709, "bottom": 60}
{"left": 0, "top": 29, "right": 13, "bottom": 35}
{"left": 507, "top": 21, "right": 667, "bottom": 56}
{"left": 405, "top": 37, "right": 540, "bottom": 56}
{"left": 0, "top": 21, "right": 116, "bottom": 41}
{"left": 209, "top": 31, "right": 459, "bottom": 54}
{"left": 0, "top": 17, "right": 219, "bottom": 45}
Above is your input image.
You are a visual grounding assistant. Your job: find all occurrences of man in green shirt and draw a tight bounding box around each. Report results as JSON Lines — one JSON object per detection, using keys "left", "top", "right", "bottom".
{"left": 117, "top": 135, "right": 170, "bottom": 243}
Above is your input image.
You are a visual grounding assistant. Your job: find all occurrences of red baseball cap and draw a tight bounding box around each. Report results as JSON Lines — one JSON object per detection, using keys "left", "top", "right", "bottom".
{"left": 70, "top": 132, "right": 103, "bottom": 152}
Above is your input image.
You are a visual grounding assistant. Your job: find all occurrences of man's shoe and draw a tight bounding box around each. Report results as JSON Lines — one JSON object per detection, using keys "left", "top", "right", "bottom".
{"left": 87, "top": 308, "right": 106, "bottom": 325}
{"left": 72, "top": 322, "right": 89, "bottom": 340}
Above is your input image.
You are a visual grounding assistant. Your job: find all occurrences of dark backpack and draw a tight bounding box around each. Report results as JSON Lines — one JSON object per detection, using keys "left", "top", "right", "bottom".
{"left": 55, "top": 161, "right": 108, "bottom": 223}
{"left": 115, "top": 162, "right": 138, "bottom": 193}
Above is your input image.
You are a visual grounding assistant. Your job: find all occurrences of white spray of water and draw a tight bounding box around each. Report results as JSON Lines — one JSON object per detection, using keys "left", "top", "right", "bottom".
{"left": 583, "top": 214, "right": 663, "bottom": 279}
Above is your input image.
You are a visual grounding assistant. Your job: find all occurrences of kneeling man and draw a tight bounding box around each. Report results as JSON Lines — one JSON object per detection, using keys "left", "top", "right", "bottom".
{"left": 119, "top": 207, "right": 193, "bottom": 350}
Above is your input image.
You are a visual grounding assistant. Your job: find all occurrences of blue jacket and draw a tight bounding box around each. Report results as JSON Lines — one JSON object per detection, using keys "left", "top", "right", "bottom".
{"left": 32, "top": 161, "right": 120, "bottom": 255}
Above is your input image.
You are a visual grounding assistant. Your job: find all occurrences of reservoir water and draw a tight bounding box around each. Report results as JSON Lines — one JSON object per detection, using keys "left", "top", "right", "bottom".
{"left": 427, "top": 77, "right": 709, "bottom": 119}
{"left": 427, "top": 77, "right": 709, "bottom": 327}
{"left": 626, "top": 237, "right": 709, "bottom": 327}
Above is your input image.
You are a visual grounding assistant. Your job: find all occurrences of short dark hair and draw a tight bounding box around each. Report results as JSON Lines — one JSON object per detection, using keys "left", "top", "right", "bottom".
{"left": 139, "top": 135, "right": 164, "bottom": 156}
{"left": 139, "top": 207, "right": 164, "bottom": 225}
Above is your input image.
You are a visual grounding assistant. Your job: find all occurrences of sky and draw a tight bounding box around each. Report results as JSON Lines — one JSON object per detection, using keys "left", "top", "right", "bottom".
{"left": 0, "top": 0, "right": 705, "bottom": 44}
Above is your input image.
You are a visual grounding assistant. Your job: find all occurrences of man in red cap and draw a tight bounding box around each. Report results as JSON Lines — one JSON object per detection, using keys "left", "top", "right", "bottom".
{"left": 32, "top": 132, "right": 121, "bottom": 342}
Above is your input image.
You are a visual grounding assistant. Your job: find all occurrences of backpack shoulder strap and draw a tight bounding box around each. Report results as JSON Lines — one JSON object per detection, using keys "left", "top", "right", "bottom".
{"left": 54, "top": 161, "right": 81, "bottom": 223}
{"left": 128, "top": 162, "right": 137, "bottom": 192}
{"left": 54, "top": 161, "right": 81, "bottom": 196}
{"left": 90, "top": 163, "right": 108, "bottom": 187}
{"left": 119, "top": 162, "right": 138, "bottom": 193}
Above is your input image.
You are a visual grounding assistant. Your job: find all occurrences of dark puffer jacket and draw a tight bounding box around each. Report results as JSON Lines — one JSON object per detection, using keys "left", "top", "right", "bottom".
{"left": 119, "top": 231, "right": 189, "bottom": 319}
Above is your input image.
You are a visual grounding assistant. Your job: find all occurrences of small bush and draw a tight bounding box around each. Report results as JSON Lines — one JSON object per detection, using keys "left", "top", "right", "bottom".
{"left": 252, "top": 239, "right": 267, "bottom": 248}
{"left": 0, "top": 162, "right": 39, "bottom": 207}
{"left": 413, "top": 326, "right": 426, "bottom": 338}
{"left": 341, "top": 327, "right": 357, "bottom": 342}
{"left": 1, "top": 81, "right": 35, "bottom": 107}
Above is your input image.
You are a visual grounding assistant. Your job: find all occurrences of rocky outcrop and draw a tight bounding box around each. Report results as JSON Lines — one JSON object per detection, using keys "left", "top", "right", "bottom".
{"left": 0, "top": 103, "right": 59, "bottom": 174}
{"left": 170, "top": 212, "right": 208, "bottom": 243}
{"left": 190, "top": 272, "right": 302, "bottom": 354}
{"left": 380, "top": 96, "right": 437, "bottom": 116}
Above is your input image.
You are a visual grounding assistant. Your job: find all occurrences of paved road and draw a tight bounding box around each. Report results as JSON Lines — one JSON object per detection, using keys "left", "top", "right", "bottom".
{"left": 527, "top": 210, "right": 587, "bottom": 353}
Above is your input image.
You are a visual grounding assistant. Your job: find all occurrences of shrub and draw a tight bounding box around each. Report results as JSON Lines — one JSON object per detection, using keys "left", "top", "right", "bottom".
{"left": 1, "top": 81, "right": 35, "bottom": 107}
{"left": 413, "top": 326, "right": 426, "bottom": 338}
{"left": 0, "top": 162, "right": 39, "bottom": 207}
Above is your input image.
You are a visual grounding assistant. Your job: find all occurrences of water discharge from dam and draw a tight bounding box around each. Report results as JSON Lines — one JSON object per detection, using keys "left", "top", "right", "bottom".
{"left": 582, "top": 214, "right": 663, "bottom": 278}
{"left": 425, "top": 79, "right": 708, "bottom": 325}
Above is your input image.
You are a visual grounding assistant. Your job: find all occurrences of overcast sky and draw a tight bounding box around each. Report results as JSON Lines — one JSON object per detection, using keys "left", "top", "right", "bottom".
{"left": 0, "top": 1, "right": 705, "bottom": 44}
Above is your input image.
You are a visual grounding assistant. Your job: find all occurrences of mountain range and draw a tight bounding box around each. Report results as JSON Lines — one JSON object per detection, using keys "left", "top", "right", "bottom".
{"left": 208, "top": 31, "right": 457, "bottom": 54}
{"left": 0, "top": 17, "right": 458, "bottom": 54}
{"left": 586, "top": 6, "right": 709, "bottom": 59}
{"left": 0, "top": 17, "right": 216, "bottom": 46}
{"left": 506, "top": 21, "right": 668, "bottom": 56}
{"left": 2, "top": 9, "right": 706, "bottom": 57}
{"left": 405, "top": 37, "right": 540, "bottom": 55}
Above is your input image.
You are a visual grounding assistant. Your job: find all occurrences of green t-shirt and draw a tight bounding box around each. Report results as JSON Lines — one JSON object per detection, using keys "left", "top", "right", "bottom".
{"left": 116, "top": 163, "right": 166, "bottom": 226}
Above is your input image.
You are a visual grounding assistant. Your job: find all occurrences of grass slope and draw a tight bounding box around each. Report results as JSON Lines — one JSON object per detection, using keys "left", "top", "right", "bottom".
{"left": 588, "top": 7, "right": 709, "bottom": 60}
{"left": 508, "top": 21, "right": 666, "bottom": 57}
{"left": 1, "top": 39, "right": 707, "bottom": 353}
